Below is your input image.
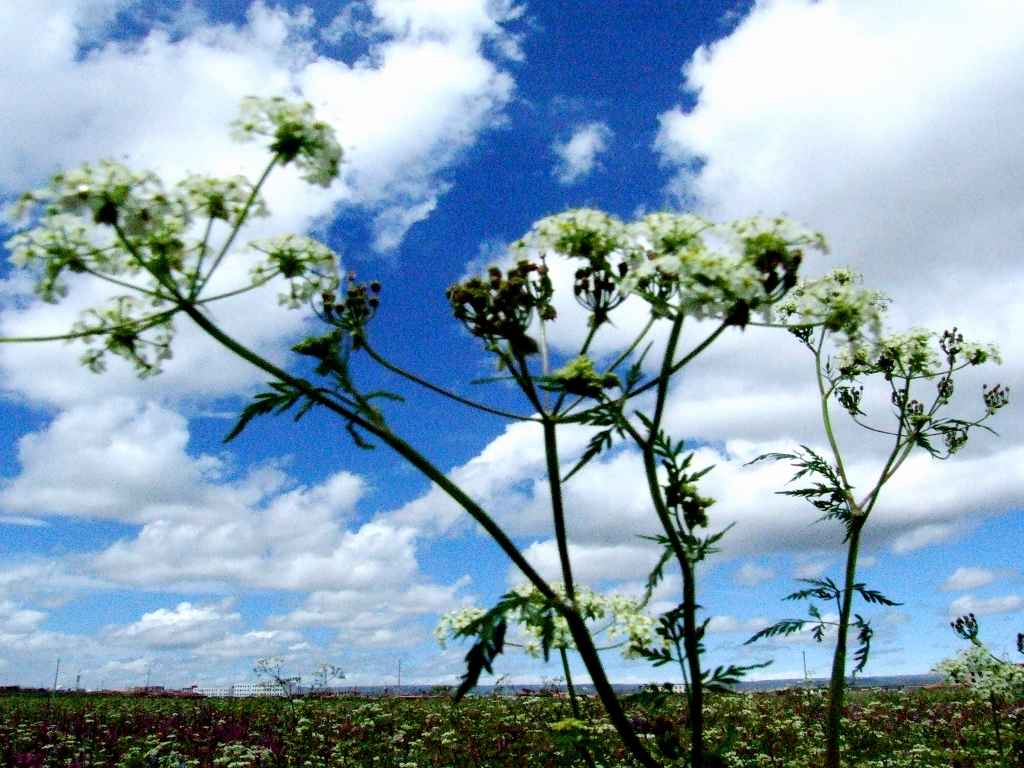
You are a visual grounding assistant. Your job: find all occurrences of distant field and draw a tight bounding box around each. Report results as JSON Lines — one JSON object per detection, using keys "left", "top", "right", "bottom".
{"left": 0, "top": 688, "right": 1018, "bottom": 767}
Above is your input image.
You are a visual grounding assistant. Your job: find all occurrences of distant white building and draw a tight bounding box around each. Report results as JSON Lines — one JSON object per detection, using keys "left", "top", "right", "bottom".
{"left": 191, "top": 682, "right": 286, "bottom": 698}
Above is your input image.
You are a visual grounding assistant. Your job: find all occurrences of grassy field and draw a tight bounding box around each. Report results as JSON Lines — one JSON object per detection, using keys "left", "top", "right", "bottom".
{"left": 1, "top": 687, "right": 1020, "bottom": 767}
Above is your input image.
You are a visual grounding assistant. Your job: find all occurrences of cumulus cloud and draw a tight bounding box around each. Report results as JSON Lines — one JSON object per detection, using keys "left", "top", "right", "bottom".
{"left": 948, "top": 593, "right": 1023, "bottom": 619}
{"left": 552, "top": 121, "right": 613, "bottom": 184}
{"left": 942, "top": 566, "right": 997, "bottom": 592}
{"left": 735, "top": 562, "right": 775, "bottom": 587}
{"left": 0, "top": 398, "right": 461, "bottom": 601}
{"left": 0, "top": 0, "right": 521, "bottom": 407}
{"left": 107, "top": 599, "right": 242, "bottom": 649}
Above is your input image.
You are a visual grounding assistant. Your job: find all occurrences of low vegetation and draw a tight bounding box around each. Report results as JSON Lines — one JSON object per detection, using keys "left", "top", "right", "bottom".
{"left": 1, "top": 686, "right": 1021, "bottom": 768}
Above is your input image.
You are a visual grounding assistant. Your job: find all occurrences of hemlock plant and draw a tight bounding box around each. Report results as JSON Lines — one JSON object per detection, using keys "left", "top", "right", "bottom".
{"left": 1, "top": 96, "right": 1010, "bottom": 768}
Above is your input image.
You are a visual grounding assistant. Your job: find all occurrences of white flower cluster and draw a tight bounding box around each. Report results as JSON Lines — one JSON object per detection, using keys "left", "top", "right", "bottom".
{"left": 511, "top": 208, "right": 629, "bottom": 263}
{"left": 934, "top": 644, "right": 1024, "bottom": 700}
{"left": 434, "top": 607, "right": 487, "bottom": 649}
{"left": 435, "top": 584, "right": 660, "bottom": 660}
{"left": 776, "top": 268, "right": 887, "bottom": 348}
{"left": 177, "top": 174, "right": 268, "bottom": 223}
{"left": 833, "top": 327, "right": 1001, "bottom": 379}
{"left": 231, "top": 96, "right": 342, "bottom": 187}
{"left": 510, "top": 209, "right": 827, "bottom": 322}
{"left": 71, "top": 295, "right": 174, "bottom": 377}
{"left": 248, "top": 235, "right": 340, "bottom": 309}
{"left": 628, "top": 214, "right": 826, "bottom": 320}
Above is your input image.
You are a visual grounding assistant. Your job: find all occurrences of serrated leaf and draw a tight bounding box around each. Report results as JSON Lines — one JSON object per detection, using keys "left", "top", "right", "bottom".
{"left": 745, "top": 619, "right": 807, "bottom": 644}
{"left": 852, "top": 615, "right": 873, "bottom": 674}
{"left": 224, "top": 386, "right": 299, "bottom": 443}
{"left": 852, "top": 584, "right": 902, "bottom": 607}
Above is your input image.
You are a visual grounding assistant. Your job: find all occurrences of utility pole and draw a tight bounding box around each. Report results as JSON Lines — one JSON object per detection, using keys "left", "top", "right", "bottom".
{"left": 52, "top": 658, "right": 61, "bottom": 691}
{"left": 802, "top": 651, "right": 809, "bottom": 687}
{"left": 75, "top": 671, "right": 81, "bottom": 691}
{"left": 145, "top": 666, "right": 152, "bottom": 691}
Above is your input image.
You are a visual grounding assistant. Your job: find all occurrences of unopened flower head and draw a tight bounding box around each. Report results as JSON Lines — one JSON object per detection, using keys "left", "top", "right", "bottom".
{"left": 232, "top": 96, "right": 342, "bottom": 187}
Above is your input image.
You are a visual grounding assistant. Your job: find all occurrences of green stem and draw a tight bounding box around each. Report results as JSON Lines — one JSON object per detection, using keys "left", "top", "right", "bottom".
{"left": 175, "top": 302, "right": 660, "bottom": 768}
{"left": 564, "top": 320, "right": 728, "bottom": 425}
{"left": 560, "top": 647, "right": 580, "bottom": 717}
{"left": 825, "top": 516, "right": 865, "bottom": 768}
{"left": 560, "top": 648, "right": 598, "bottom": 768}
{"left": 194, "top": 155, "right": 278, "bottom": 297}
{"left": 543, "top": 418, "right": 576, "bottom": 603}
{"left": 362, "top": 340, "right": 538, "bottom": 422}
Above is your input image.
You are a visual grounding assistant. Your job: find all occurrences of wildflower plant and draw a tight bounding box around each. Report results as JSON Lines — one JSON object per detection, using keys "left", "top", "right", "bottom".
{"left": 745, "top": 270, "right": 1009, "bottom": 768}
{"left": 936, "top": 613, "right": 1024, "bottom": 765}
{"left": 0, "top": 95, "right": 1009, "bottom": 768}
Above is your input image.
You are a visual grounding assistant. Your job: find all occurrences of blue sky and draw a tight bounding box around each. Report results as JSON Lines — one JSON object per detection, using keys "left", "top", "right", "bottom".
{"left": 0, "top": 0, "right": 1021, "bottom": 691}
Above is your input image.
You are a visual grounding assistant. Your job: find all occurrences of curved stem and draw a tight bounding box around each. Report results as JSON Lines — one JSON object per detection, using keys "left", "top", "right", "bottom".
{"left": 363, "top": 340, "right": 539, "bottom": 422}
{"left": 194, "top": 155, "right": 278, "bottom": 297}
{"left": 564, "top": 319, "right": 728, "bottom": 425}
{"left": 80, "top": 266, "right": 167, "bottom": 300}
{"left": 175, "top": 303, "right": 659, "bottom": 767}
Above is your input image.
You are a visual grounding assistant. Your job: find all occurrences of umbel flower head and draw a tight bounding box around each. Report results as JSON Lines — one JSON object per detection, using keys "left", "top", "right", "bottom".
{"left": 232, "top": 96, "right": 343, "bottom": 187}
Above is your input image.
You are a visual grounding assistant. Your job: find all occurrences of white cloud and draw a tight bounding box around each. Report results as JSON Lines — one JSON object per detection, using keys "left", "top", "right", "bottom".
{"left": 552, "top": 122, "right": 613, "bottom": 185}
{"left": 735, "top": 562, "right": 775, "bottom": 587}
{"left": 942, "top": 566, "right": 997, "bottom": 592}
{"left": 107, "top": 599, "right": 242, "bottom": 649}
{"left": 706, "top": 615, "right": 769, "bottom": 634}
{"left": 793, "top": 560, "right": 831, "bottom": 580}
{"left": 0, "top": 0, "right": 521, "bottom": 407}
{"left": 948, "top": 593, "right": 1023, "bottom": 619}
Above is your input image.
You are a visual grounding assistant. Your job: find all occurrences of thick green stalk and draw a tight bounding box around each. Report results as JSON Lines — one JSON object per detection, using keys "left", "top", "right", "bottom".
{"left": 175, "top": 302, "right": 661, "bottom": 768}
{"left": 825, "top": 516, "right": 865, "bottom": 768}
{"left": 543, "top": 418, "right": 576, "bottom": 602}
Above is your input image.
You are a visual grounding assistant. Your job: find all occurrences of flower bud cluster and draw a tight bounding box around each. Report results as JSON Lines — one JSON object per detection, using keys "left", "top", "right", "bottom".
{"left": 320, "top": 273, "right": 382, "bottom": 335}
{"left": 835, "top": 384, "right": 864, "bottom": 416}
{"left": 982, "top": 384, "right": 1010, "bottom": 416}
{"left": 249, "top": 235, "right": 339, "bottom": 309}
{"left": 543, "top": 355, "right": 620, "bottom": 399}
{"left": 231, "top": 96, "right": 342, "bottom": 187}
{"left": 447, "top": 260, "right": 555, "bottom": 357}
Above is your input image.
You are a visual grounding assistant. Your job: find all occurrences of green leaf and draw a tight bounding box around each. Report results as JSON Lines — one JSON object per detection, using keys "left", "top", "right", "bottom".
{"left": 852, "top": 615, "right": 873, "bottom": 674}
{"left": 454, "top": 617, "right": 507, "bottom": 703}
{"left": 745, "top": 619, "right": 807, "bottom": 645}
{"left": 223, "top": 384, "right": 300, "bottom": 443}
{"left": 852, "top": 583, "right": 902, "bottom": 607}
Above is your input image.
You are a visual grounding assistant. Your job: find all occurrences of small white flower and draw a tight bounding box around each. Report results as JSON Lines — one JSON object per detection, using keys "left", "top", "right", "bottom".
{"left": 231, "top": 96, "right": 343, "bottom": 187}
